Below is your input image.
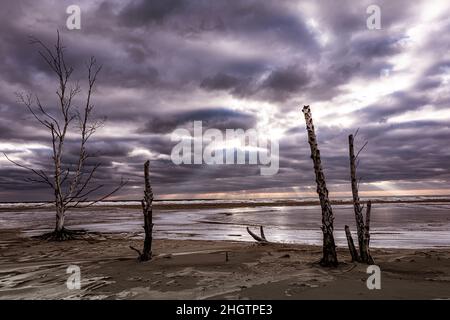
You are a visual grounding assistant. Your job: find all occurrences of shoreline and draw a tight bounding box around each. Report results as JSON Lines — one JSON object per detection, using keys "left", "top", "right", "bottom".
{"left": 2, "top": 201, "right": 449, "bottom": 250}
{"left": 2, "top": 197, "right": 450, "bottom": 211}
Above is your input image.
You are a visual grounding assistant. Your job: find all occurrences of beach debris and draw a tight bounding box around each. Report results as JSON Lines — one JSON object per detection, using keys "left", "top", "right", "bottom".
{"left": 302, "top": 105, "right": 339, "bottom": 267}
{"left": 284, "top": 289, "right": 293, "bottom": 296}
{"left": 347, "top": 132, "right": 374, "bottom": 264}
{"left": 130, "top": 160, "right": 154, "bottom": 262}
{"left": 246, "top": 226, "right": 269, "bottom": 244}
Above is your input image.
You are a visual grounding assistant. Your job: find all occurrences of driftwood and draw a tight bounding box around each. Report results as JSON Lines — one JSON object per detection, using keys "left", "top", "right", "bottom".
{"left": 130, "top": 160, "right": 154, "bottom": 261}
{"left": 302, "top": 105, "right": 338, "bottom": 267}
{"left": 345, "top": 225, "right": 359, "bottom": 262}
{"left": 246, "top": 226, "right": 269, "bottom": 244}
{"left": 347, "top": 134, "right": 374, "bottom": 264}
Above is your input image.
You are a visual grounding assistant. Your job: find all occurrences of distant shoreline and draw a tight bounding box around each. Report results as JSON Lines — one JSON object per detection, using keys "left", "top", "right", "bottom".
{"left": 1, "top": 196, "right": 450, "bottom": 211}
{"left": 116, "top": 198, "right": 450, "bottom": 210}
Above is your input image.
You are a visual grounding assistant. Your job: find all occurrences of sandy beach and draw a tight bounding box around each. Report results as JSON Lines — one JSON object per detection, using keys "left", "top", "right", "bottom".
{"left": 1, "top": 228, "right": 449, "bottom": 300}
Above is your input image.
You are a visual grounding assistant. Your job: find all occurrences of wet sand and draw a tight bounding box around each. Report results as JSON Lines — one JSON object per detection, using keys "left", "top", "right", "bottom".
{"left": 1, "top": 230, "right": 449, "bottom": 300}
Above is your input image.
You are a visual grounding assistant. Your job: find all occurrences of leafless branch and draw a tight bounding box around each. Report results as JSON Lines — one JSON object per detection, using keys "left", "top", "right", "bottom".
{"left": 66, "top": 179, "right": 127, "bottom": 209}
{"left": 355, "top": 141, "right": 368, "bottom": 160}
{"left": 3, "top": 153, "right": 54, "bottom": 189}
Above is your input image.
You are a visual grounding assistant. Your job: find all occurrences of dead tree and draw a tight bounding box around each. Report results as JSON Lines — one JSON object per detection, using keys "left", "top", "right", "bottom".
{"left": 131, "top": 160, "right": 154, "bottom": 261}
{"left": 246, "top": 226, "right": 269, "bottom": 244}
{"left": 347, "top": 133, "right": 374, "bottom": 264}
{"left": 4, "top": 32, "right": 124, "bottom": 241}
{"left": 302, "top": 105, "right": 338, "bottom": 267}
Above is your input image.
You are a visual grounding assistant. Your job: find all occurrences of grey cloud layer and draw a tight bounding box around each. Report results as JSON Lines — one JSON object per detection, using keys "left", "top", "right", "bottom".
{"left": 0, "top": 0, "right": 449, "bottom": 201}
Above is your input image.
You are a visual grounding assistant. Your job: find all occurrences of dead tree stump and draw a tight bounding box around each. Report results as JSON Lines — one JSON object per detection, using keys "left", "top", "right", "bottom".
{"left": 348, "top": 134, "right": 374, "bottom": 264}
{"left": 302, "top": 105, "right": 338, "bottom": 267}
{"left": 131, "top": 160, "right": 154, "bottom": 261}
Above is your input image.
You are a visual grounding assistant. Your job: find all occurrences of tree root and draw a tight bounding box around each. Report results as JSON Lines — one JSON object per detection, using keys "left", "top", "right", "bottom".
{"left": 34, "top": 228, "right": 88, "bottom": 241}
{"left": 129, "top": 246, "right": 152, "bottom": 262}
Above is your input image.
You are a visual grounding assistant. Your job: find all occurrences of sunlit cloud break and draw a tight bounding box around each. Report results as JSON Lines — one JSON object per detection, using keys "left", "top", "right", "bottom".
{"left": 0, "top": 0, "right": 449, "bottom": 201}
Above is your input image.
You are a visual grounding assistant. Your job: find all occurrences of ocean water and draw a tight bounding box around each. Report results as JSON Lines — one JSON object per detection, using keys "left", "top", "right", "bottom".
{"left": 0, "top": 200, "right": 449, "bottom": 249}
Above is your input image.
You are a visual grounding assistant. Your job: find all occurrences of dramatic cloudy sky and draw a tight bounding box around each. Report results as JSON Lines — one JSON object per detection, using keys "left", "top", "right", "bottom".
{"left": 0, "top": 0, "right": 449, "bottom": 201}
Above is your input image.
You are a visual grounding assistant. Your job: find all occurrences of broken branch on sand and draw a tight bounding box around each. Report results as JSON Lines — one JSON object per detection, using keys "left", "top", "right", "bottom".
{"left": 247, "top": 226, "right": 269, "bottom": 244}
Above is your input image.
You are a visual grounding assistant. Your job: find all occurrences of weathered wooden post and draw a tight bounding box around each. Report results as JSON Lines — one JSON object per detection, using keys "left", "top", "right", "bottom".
{"left": 131, "top": 160, "right": 154, "bottom": 261}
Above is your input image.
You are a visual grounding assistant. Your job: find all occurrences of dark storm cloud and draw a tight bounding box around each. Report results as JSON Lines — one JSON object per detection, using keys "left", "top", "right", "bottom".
{"left": 278, "top": 117, "right": 450, "bottom": 191}
{"left": 140, "top": 108, "right": 257, "bottom": 134}
{"left": 119, "top": 0, "right": 186, "bottom": 26}
{"left": 201, "top": 73, "right": 245, "bottom": 91}
{"left": 0, "top": 0, "right": 449, "bottom": 201}
{"left": 262, "top": 68, "right": 311, "bottom": 93}
{"left": 356, "top": 91, "right": 429, "bottom": 123}
{"left": 117, "top": 0, "right": 319, "bottom": 50}
{"left": 351, "top": 35, "right": 404, "bottom": 58}
{"left": 200, "top": 67, "right": 311, "bottom": 101}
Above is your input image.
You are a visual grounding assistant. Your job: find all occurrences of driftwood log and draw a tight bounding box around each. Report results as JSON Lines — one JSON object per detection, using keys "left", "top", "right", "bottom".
{"left": 130, "top": 160, "right": 154, "bottom": 261}
{"left": 247, "top": 226, "right": 269, "bottom": 244}
{"left": 302, "top": 105, "right": 338, "bottom": 267}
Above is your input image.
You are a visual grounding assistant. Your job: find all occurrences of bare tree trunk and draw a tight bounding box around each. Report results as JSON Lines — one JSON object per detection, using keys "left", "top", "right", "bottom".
{"left": 365, "top": 201, "right": 371, "bottom": 246}
{"left": 5, "top": 33, "right": 124, "bottom": 241}
{"left": 348, "top": 134, "right": 374, "bottom": 264}
{"left": 55, "top": 206, "right": 65, "bottom": 232}
{"left": 141, "top": 160, "right": 154, "bottom": 261}
{"left": 364, "top": 201, "right": 374, "bottom": 264}
{"left": 302, "top": 105, "right": 338, "bottom": 267}
{"left": 131, "top": 160, "right": 154, "bottom": 261}
{"left": 345, "top": 225, "right": 359, "bottom": 262}
{"left": 349, "top": 134, "right": 368, "bottom": 262}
